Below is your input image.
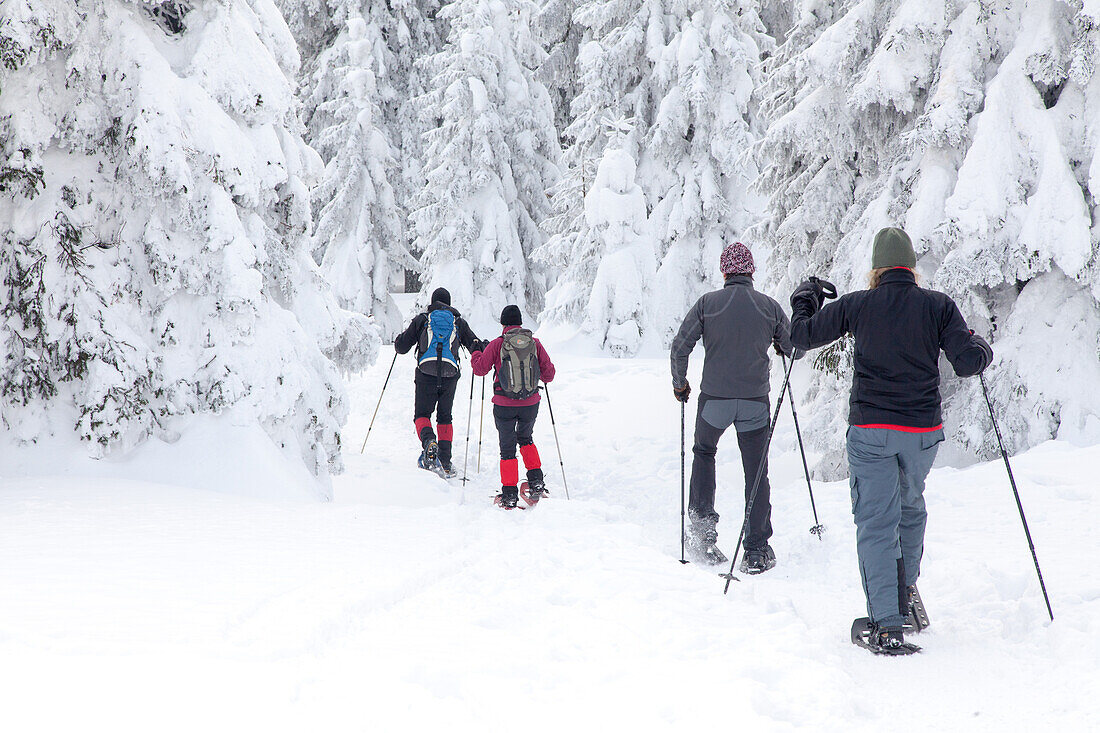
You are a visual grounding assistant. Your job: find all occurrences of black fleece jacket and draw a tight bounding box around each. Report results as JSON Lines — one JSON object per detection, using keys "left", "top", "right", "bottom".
{"left": 790, "top": 269, "right": 992, "bottom": 428}
{"left": 394, "top": 302, "right": 480, "bottom": 380}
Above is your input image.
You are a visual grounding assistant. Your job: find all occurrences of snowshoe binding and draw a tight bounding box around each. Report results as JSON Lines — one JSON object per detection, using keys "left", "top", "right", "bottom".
{"left": 904, "top": 584, "right": 930, "bottom": 633}
{"left": 522, "top": 473, "right": 547, "bottom": 506}
{"left": 494, "top": 486, "right": 521, "bottom": 510}
{"left": 851, "top": 618, "right": 921, "bottom": 656}
{"left": 417, "top": 440, "right": 447, "bottom": 478}
{"left": 519, "top": 481, "right": 545, "bottom": 508}
{"left": 739, "top": 545, "right": 777, "bottom": 575}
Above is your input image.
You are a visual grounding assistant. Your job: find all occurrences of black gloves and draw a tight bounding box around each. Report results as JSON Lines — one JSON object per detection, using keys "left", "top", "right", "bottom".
{"left": 970, "top": 332, "right": 994, "bottom": 372}
{"left": 673, "top": 383, "right": 691, "bottom": 403}
{"left": 472, "top": 339, "right": 489, "bottom": 353}
{"left": 791, "top": 276, "right": 838, "bottom": 313}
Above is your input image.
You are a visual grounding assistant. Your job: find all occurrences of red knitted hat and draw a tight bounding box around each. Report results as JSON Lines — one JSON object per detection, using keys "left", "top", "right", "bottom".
{"left": 720, "top": 242, "right": 755, "bottom": 276}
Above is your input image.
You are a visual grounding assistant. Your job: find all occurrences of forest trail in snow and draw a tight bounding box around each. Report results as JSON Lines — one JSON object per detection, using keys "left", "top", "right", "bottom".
{"left": 1, "top": 345, "right": 1098, "bottom": 731}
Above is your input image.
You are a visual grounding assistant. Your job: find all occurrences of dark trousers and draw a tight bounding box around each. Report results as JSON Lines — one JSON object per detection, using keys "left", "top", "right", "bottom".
{"left": 414, "top": 373, "right": 460, "bottom": 466}
{"left": 494, "top": 403, "right": 538, "bottom": 459}
{"left": 689, "top": 393, "right": 772, "bottom": 550}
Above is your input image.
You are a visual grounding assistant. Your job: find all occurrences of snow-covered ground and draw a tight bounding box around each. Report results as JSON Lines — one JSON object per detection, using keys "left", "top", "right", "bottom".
{"left": 2, "top": 337, "right": 1097, "bottom": 731}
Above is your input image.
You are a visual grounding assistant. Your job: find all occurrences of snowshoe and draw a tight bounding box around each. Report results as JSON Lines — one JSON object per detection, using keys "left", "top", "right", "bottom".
{"left": 851, "top": 618, "right": 921, "bottom": 656}
{"left": 904, "top": 584, "right": 930, "bottom": 633}
{"left": 439, "top": 463, "right": 458, "bottom": 480}
{"left": 739, "top": 545, "right": 776, "bottom": 575}
{"left": 521, "top": 478, "right": 547, "bottom": 506}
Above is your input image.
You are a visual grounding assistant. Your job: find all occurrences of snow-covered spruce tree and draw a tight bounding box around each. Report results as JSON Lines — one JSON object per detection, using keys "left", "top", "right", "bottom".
{"left": 537, "top": 0, "right": 768, "bottom": 346}
{"left": 581, "top": 147, "right": 655, "bottom": 354}
{"left": 412, "top": 0, "right": 560, "bottom": 327}
{"left": 536, "top": 0, "right": 663, "bottom": 331}
{"left": 279, "top": 0, "right": 441, "bottom": 310}
{"left": 753, "top": 0, "right": 1100, "bottom": 475}
{"left": 308, "top": 10, "right": 413, "bottom": 338}
{"left": 535, "top": 0, "right": 582, "bottom": 139}
{"left": 646, "top": 0, "right": 770, "bottom": 343}
{"left": 0, "top": 0, "right": 378, "bottom": 489}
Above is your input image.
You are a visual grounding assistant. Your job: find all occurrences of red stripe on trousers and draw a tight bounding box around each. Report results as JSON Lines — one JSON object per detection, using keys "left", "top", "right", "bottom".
{"left": 854, "top": 423, "right": 943, "bottom": 433}
{"left": 414, "top": 418, "right": 432, "bottom": 437}
{"left": 436, "top": 423, "right": 453, "bottom": 441}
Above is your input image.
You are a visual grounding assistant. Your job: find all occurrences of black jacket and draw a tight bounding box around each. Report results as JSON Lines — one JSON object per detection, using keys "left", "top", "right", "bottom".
{"left": 790, "top": 268, "right": 992, "bottom": 428}
{"left": 671, "top": 275, "right": 798, "bottom": 399}
{"left": 394, "top": 302, "right": 480, "bottom": 380}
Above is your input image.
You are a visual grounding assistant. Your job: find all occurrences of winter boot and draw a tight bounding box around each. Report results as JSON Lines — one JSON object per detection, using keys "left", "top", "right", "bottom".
{"left": 685, "top": 513, "right": 728, "bottom": 565}
{"left": 498, "top": 485, "right": 519, "bottom": 509}
{"left": 739, "top": 544, "right": 776, "bottom": 575}
{"left": 525, "top": 467, "right": 547, "bottom": 499}
{"left": 419, "top": 437, "right": 440, "bottom": 471}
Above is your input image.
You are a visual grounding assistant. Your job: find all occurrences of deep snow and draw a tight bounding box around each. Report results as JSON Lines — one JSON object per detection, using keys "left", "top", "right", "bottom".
{"left": 2, "top": 336, "right": 1098, "bottom": 731}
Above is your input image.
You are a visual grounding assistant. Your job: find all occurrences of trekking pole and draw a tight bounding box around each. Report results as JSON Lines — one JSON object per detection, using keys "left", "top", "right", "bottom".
{"left": 477, "top": 376, "right": 486, "bottom": 472}
{"left": 722, "top": 355, "right": 796, "bottom": 593}
{"left": 461, "top": 369, "right": 475, "bottom": 485}
{"left": 542, "top": 384, "right": 570, "bottom": 500}
{"left": 680, "top": 401, "right": 689, "bottom": 564}
{"left": 979, "top": 373, "right": 1054, "bottom": 621}
{"left": 360, "top": 351, "right": 398, "bottom": 453}
{"left": 782, "top": 354, "right": 824, "bottom": 538}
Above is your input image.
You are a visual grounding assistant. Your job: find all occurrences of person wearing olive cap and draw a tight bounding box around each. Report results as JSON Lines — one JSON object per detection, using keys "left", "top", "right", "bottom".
{"left": 789, "top": 227, "right": 993, "bottom": 655}
{"left": 670, "top": 241, "right": 800, "bottom": 571}
{"left": 394, "top": 287, "right": 483, "bottom": 477}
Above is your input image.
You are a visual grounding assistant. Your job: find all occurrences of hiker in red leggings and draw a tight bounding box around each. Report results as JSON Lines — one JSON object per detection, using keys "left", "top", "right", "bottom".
{"left": 471, "top": 305, "right": 556, "bottom": 508}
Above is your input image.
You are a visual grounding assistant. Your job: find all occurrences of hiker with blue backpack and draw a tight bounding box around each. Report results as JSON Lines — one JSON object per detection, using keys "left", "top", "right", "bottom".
{"left": 394, "top": 287, "right": 484, "bottom": 477}
{"left": 471, "top": 305, "right": 556, "bottom": 509}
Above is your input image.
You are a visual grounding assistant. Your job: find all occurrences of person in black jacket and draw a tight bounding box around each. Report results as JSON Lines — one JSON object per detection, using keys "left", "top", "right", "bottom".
{"left": 790, "top": 227, "right": 993, "bottom": 653}
{"left": 394, "top": 287, "right": 483, "bottom": 476}
{"left": 671, "top": 241, "right": 801, "bottom": 571}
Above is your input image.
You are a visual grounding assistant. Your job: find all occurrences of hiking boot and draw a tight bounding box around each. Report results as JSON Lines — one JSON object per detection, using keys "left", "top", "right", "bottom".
{"left": 526, "top": 470, "right": 547, "bottom": 499}
{"left": 685, "top": 521, "right": 727, "bottom": 566}
{"left": 439, "top": 463, "right": 458, "bottom": 479}
{"left": 422, "top": 438, "right": 439, "bottom": 465}
{"left": 499, "top": 485, "right": 519, "bottom": 509}
{"left": 739, "top": 544, "right": 776, "bottom": 575}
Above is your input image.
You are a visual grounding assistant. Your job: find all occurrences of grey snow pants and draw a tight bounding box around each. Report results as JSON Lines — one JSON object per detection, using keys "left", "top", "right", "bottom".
{"left": 689, "top": 393, "right": 772, "bottom": 550}
{"left": 846, "top": 425, "right": 944, "bottom": 627}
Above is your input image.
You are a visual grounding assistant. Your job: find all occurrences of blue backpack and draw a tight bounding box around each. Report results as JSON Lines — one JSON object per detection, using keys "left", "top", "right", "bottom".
{"left": 418, "top": 309, "right": 459, "bottom": 378}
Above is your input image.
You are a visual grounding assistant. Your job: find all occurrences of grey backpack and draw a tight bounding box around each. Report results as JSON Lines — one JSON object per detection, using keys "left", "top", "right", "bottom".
{"left": 499, "top": 329, "right": 541, "bottom": 399}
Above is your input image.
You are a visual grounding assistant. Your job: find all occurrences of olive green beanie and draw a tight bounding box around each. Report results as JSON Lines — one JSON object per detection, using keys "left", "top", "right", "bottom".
{"left": 871, "top": 227, "right": 916, "bottom": 269}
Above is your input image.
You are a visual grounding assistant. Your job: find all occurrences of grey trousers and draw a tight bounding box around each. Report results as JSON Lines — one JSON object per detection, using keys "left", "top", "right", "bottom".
{"left": 846, "top": 426, "right": 943, "bottom": 627}
{"left": 689, "top": 394, "right": 772, "bottom": 550}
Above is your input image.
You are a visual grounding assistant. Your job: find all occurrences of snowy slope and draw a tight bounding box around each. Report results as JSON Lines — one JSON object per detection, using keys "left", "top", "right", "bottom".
{"left": 1, "top": 341, "right": 1097, "bottom": 731}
